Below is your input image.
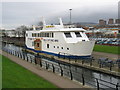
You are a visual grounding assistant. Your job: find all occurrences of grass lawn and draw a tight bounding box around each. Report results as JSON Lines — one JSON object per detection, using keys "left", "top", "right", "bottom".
{"left": 2, "top": 55, "right": 58, "bottom": 88}
{"left": 0, "top": 55, "right": 2, "bottom": 89}
{"left": 93, "top": 45, "right": 120, "bottom": 54}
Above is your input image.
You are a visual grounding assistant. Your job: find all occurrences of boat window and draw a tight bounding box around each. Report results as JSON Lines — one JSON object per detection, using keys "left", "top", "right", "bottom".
{"left": 32, "top": 33, "right": 34, "bottom": 37}
{"left": 35, "top": 33, "right": 37, "bottom": 37}
{"left": 75, "top": 32, "right": 82, "bottom": 37}
{"left": 43, "top": 33, "right": 45, "bottom": 37}
{"left": 46, "top": 33, "right": 49, "bottom": 37}
{"left": 67, "top": 48, "right": 69, "bottom": 50}
{"left": 52, "top": 33, "right": 54, "bottom": 38}
{"left": 38, "top": 33, "right": 40, "bottom": 37}
{"left": 47, "top": 44, "right": 49, "bottom": 48}
{"left": 64, "top": 32, "right": 72, "bottom": 38}
{"left": 37, "top": 43, "right": 39, "bottom": 47}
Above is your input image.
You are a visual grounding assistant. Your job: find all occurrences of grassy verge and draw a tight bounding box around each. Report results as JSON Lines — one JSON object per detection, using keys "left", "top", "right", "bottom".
{"left": 93, "top": 45, "right": 120, "bottom": 54}
{"left": 2, "top": 55, "right": 58, "bottom": 88}
{"left": 0, "top": 55, "right": 2, "bottom": 89}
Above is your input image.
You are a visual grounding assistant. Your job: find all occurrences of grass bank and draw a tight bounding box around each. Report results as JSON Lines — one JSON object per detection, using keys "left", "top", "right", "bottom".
{"left": 2, "top": 55, "right": 58, "bottom": 88}
{"left": 93, "top": 45, "right": 120, "bottom": 54}
{"left": 0, "top": 55, "right": 2, "bottom": 89}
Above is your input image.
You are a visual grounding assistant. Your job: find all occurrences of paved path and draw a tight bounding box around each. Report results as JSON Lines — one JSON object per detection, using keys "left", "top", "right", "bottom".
{"left": 1, "top": 50, "right": 93, "bottom": 89}
{"left": 92, "top": 51, "right": 118, "bottom": 60}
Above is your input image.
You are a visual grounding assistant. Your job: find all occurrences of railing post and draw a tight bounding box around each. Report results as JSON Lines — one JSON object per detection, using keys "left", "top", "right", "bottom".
{"left": 90, "top": 59, "right": 92, "bottom": 66}
{"left": 20, "top": 53, "right": 21, "bottom": 58}
{"left": 116, "top": 83, "right": 119, "bottom": 90}
{"left": 64, "top": 53, "right": 65, "bottom": 59}
{"left": 34, "top": 56, "right": 37, "bottom": 64}
{"left": 69, "top": 66, "right": 73, "bottom": 80}
{"left": 12, "top": 50, "right": 14, "bottom": 55}
{"left": 17, "top": 52, "right": 18, "bottom": 57}
{"left": 18, "top": 52, "right": 20, "bottom": 58}
{"left": 11, "top": 50, "right": 12, "bottom": 54}
{"left": 99, "top": 62, "right": 102, "bottom": 68}
{"left": 22, "top": 53, "right": 25, "bottom": 60}
{"left": 19, "top": 53, "right": 20, "bottom": 58}
{"left": 39, "top": 57, "right": 42, "bottom": 67}
{"left": 21, "top": 53, "right": 23, "bottom": 59}
{"left": 60, "top": 68, "right": 63, "bottom": 76}
{"left": 82, "top": 60, "right": 84, "bottom": 64}
{"left": 69, "top": 57, "right": 71, "bottom": 62}
{"left": 59, "top": 63, "right": 63, "bottom": 76}
{"left": 18, "top": 52, "right": 19, "bottom": 57}
{"left": 10, "top": 50, "right": 12, "bottom": 54}
{"left": 75, "top": 59, "right": 77, "bottom": 63}
{"left": 82, "top": 74, "right": 85, "bottom": 86}
{"left": 96, "top": 78, "right": 99, "bottom": 90}
{"left": 30, "top": 56, "right": 32, "bottom": 63}
{"left": 52, "top": 64, "right": 55, "bottom": 73}
{"left": 13, "top": 50, "right": 14, "bottom": 55}
{"left": 58, "top": 52, "right": 60, "bottom": 58}
{"left": 15, "top": 51, "right": 17, "bottom": 56}
{"left": 45, "top": 61, "right": 48, "bottom": 70}
{"left": 110, "top": 62, "right": 112, "bottom": 71}
{"left": 26, "top": 55, "right": 28, "bottom": 62}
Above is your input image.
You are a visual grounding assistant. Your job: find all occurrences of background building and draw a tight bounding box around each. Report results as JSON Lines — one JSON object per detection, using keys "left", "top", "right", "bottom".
{"left": 115, "top": 19, "right": 120, "bottom": 24}
{"left": 99, "top": 19, "right": 106, "bottom": 26}
{"left": 108, "top": 18, "right": 114, "bottom": 24}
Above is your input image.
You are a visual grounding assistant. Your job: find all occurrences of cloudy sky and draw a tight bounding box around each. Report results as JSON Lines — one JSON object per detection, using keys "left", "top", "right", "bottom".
{"left": 1, "top": 0, "right": 119, "bottom": 29}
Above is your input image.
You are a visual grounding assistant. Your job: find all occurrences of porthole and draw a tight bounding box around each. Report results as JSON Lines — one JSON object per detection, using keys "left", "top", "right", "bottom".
{"left": 67, "top": 48, "right": 69, "bottom": 50}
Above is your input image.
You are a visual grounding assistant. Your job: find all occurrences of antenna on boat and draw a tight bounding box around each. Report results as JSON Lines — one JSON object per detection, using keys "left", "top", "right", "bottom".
{"left": 32, "top": 25, "right": 36, "bottom": 30}
{"left": 59, "top": 18, "right": 63, "bottom": 27}
{"left": 42, "top": 17, "right": 46, "bottom": 30}
{"left": 42, "top": 17, "right": 46, "bottom": 26}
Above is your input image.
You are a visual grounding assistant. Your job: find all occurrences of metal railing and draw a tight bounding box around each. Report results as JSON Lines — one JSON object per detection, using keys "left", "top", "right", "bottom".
{"left": 2, "top": 47, "right": 120, "bottom": 90}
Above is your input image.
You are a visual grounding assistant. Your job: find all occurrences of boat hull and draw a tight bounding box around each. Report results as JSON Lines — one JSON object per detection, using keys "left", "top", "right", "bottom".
{"left": 25, "top": 45, "right": 93, "bottom": 59}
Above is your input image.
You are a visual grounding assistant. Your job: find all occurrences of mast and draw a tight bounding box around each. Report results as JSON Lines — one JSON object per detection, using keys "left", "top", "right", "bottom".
{"left": 42, "top": 17, "right": 46, "bottom": 30}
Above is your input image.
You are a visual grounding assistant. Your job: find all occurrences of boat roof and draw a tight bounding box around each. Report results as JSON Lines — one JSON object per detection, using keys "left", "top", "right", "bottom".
{"left": 27, "top": 18, "right": 86, "bottom": 33}
{"left": 26, "top": 28, "right": 86, "bottom": 33}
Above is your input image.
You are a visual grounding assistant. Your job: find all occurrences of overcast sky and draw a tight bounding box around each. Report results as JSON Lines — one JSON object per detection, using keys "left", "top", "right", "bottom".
{"left": 1, "top": 0, "right": 119, "bottom": 29}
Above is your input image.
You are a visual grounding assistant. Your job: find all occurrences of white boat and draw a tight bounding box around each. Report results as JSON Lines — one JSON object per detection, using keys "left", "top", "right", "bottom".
{"left": 25, "top": 18, "right": 95, "bottom": 59}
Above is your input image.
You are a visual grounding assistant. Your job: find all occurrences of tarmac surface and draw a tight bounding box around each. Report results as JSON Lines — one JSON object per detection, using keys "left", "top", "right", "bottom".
{"left": 92, "top": 51, "right": 119, "bottom": 60}
{"left": 1, "top": 50, "right": 94, "bottom": 89}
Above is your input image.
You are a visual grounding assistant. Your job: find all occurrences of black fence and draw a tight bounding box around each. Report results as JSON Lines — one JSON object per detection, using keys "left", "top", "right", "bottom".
{"left": 58, "top": 52, "right": 120, "bottom": 70}
{"left": 2, "top": 47, "right": 120, "bottom": 90}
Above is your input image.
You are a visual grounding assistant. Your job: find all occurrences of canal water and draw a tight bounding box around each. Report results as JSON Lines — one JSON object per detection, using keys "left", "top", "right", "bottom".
{"left": 1, "top": 43, "right": 120, "bottom": 90}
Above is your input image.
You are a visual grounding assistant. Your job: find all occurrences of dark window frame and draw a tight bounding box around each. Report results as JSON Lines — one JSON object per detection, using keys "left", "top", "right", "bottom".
{"left": 47, "top": 44, "right": 49, "bottom": 48}
{"left": 67, "top": 48, "right": 69, "bottom": 50}
{"left": 64, "top": 32, "right": 72, "bottom": 38}
{"left": 75, "top": 32, "right": 82, "bottom": 37}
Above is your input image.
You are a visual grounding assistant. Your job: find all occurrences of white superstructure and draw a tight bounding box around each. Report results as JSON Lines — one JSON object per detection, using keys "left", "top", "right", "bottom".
{"left": 25, "top": 18, "right": 95, "bottom": 58}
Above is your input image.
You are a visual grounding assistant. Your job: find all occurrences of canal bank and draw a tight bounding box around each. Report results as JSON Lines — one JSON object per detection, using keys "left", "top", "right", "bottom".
{"left": 1, "top": 43, "right": 120, "bottom": 89}
{"left": 23, "top": 48, "right": 120, "bottom": 77}
{"left": 0, "top": 50, "right": 92, "bottom": 89}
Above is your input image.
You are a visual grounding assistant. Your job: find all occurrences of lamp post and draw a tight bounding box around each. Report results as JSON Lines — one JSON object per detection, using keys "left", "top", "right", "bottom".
{"left": 69, "top": 9, "right": 72, "bottom": 24}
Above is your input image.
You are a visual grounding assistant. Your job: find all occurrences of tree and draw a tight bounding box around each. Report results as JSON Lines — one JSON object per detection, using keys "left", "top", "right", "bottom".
{"left": 38, "top": 21, "right": 43, "bottom": 26}
{"left": 16, "top": 25, "right": 29, "bottom": 38}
